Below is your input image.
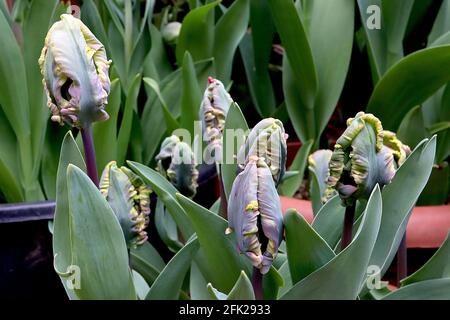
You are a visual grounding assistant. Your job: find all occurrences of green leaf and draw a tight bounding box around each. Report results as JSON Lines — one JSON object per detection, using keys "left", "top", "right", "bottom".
{"left": 221, "top": 102, "right": 249, "bottom": 199}
{"left": 262, "top": 266, "right": 285, "bottom": 300}
{"left": 401, "top": 233, "right": 450, "bottom": 286}
{"left": 190, "top": 261, "right": 211, "bottom": 300}
{"left": 64, "top": 165, "right": 136, "bottom": 299}
{"left": 132, "top": 270, "right": 150, "bottom": 300}
{"left": 0, "top": 107, "right": 23, "bottom": 202}
{"left": 53, "top": 131, "right": 86, "bottom": 299}
{"left": 308, "top": 149, "right": 333, "bottom": 215}
{"left": 130, "top": 242, "right": 166, "bottom": 287}
{"left": 417, "top": 163, "right": 449, "bottom": 206}
{"left": 357, "top": 0, "right": 414, "bottom": 82}
{"left": 382, "top": 279, "right": 450, "bottom": 300}
{"left": 428, "top": 0, "right": 450, "bottom": 44}
{"left": 239, "top": 0, "right": 276, "bottom": 117}
{"left": 214, "top": 0, "right": 249, "bottom": 84}
{"left": 227, "top": 270, "right": 255, "bottom": 300}
{"left": 176, "top": 193, "right": 248, "bottom": 292}
{"left": 285, "top": 209, "right": 335, "bottom": 285}
{"left": 146, "top": 238, "right": 199, "bottom": 300}
{"left": 368, "top": 137, "right": 437, "bottom": 278}
{"left": 155, "top": 200, "right": 183, "bottom": 252}
{"left": 143, "top": 77, "right": 180, "bottom": 134}
{"left": 278, "top": 140, "right": 314, "bottom": 197}
{"left": 281, "top": 186, "right": 382, "bottom": 300}
{"left": 127, "top": 161, "right": 194, "bottom": 240}
{"left": 367, "top": 46, "right": 450, "bottom": 131}
{"left": 311, "top": 195, "right": 345, "bottom": 249}
{"left": 81, "top": 0, "right": 109, "bottom": 49}
{"left": 93, "top": 79, "right": 121, "bottom": 174}
{"left": 397, "top": 105, "right": 428, "bottom": 149}
{"left": 117, "top": 74, "right": 141, "bottom": 165}
{"left": 181, "top": 52, "right": 201, "bottom": 136}
{"left": 270, "top": 0, "right": 317, "bottom": 142}
{"left": 300, "top": 0, "right": 355, "bottom": 141}
{"left": 176, "top": 1, "right": 220, "bottom": 65}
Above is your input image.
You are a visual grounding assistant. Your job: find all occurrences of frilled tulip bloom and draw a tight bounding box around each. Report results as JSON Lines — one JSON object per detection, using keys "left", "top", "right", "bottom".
{"left": 227, "top": 156, "right": 284, "bottom": 275}
{"left": 39, "top": 14, "right": 111, "bottom": 129}
{"left": 199, "top": 77, "right": 233, "bottom": 156}
{"left": 325, "top": 112, "right": 410, "bottom": 207}
{"left": 237, "top": 118, "right": 288, "bottom": 185}
{"left": 100, "top": 161, "right": 151, "bottom": 248}
{"left": 156, "top": 135, "right": 199, "bottom": 198}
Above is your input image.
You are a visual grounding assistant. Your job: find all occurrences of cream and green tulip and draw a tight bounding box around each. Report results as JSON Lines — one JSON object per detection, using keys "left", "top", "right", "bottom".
{"left": 326, "top": 112, "right": 410, "bottom": 206}
{"left": 39, "top": 14, "right": 111, "bottom": 129}
{"left": 237, "top": 118, "right": 288, "bottom": 185}
{"left": 100, "top": 161, "right": 151, "bottom": 248}
{"left": 156, "top": 135, "right": 199, "bottom": 198}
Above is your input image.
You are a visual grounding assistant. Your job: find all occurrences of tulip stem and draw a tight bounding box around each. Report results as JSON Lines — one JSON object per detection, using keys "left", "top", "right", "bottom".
{"left": 81, "top": 125, "right": 99, "bottom": 187}
{"left": 252, "top": 267, "right": 264, "bottom": 300}
{"left": 341, "top": 204, "right": 356, "bottom": 250}
{"left": 396, "top": 232, "right": 407, "bottom": 286}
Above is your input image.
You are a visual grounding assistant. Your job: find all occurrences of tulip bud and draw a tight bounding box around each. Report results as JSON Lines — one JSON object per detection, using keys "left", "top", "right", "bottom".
{"left": 100, "top": 161, "right": 151, "bottom": 248}
{"left": 156, "top": 135, "right": 199, "bottom": 198}
{"left": 227, "top": 156, "right": 284, "bottom": 274}
{"left": 325, "top": 112, "right": 410, "bottom": 206}
{"left": 161, "top": 22, "right": 182, "bottom": 45}
{"left": 39, "top": 14, "right": 111, "bottom": 129}
{"left": 199, "top": 77, "right": 233, "bottom": 155}
{"left": 237, "top": 118, "right": 288, "bottom": 185}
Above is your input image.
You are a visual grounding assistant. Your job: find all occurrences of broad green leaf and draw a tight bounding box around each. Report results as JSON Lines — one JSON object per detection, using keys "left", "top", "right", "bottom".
{"left": 64, "top": 165, "right": 136, "bottom": 300}
{"left": 300, "top": 0, "right": 355, "bottom": 142}
{"left": 368, "top": 137, "right": 437, "bottom": 278}
{"left": 367, "top": 46, "right": 450, "bottom": 131}
{"left": 143, "top": 77, "right": 180, "bottom": 134}
{"left": 190, "top": 261, "right": 211, "bottom": 300}
{"left": 382, "top": 278, "right": 450, "bottom": 300}
{"left": 127, "top": 161, "right": 194, "bottom": 240}
{"left": 221, "top": 102, "right": 249, "bottom": 199}
{"left": 270, "top": 0, "right": 317, "bottom": 142}
{"left": 0, "top": 107, "right": 23, "bottom": 202}
{"left": 277, "top": 262, "right": 293, "bottom": 298}
{"left": 155, "top": 200, "right": 183, "bottom": 252}
{"left": 53, "top": 131, "right": 86, "bottom": 300}
{"left": 214, "top": 0, "right": 249, "bottom": 84}
{"left": 132, "top": 270, "right": 150, "bottom": 300}
{"left": 117, "top": 74, "right": 141, "bottom": 165}
{"left": 311, "top": 195, "right": 345, "bottom": 249}
{"left": 93, "top": 79, "right": 121, "bottom": 174}
{"left": 401, "top": 233, "right": 450, "bottom": 286}
{"left": 176, "top": 1, "right": 220, "bottom": 65}
{"left": 285, "top": 209, "right": 335, "bottom": 285}
{"left": 176, "top": 193, "right": 248, "bottom": 292}
{"left": 146, "top": 238, "right": 199, "bottom": 300}
{"left": 263, "top": 266, "right": 285, "bottom": 300}
{"left": 147, "top": 23, "right": 172, "bottom": 80}
{"left": 281, "top": 186, "right": 382, "bottom": 300}
{"left": 428, "top": 0, "right": 450, "bottom": 44}
{"left": 278, "top": 140, "right": 314, "bottom": 197}
{"left": 207, "top": 270, "right": 255, "bottom": 300}
{"left": 417, "top": 163, "right": 449, "bottom": 206}
{"left": 357, "top": 0, "right": 414, "bottom": 82}
{"left": 239, "top": 0, "right": 276, "bottom": 117}
{"left": 130, "top": 242, "right": 166, "bottom": 287}
{"left": 397, "top": 105, "right": 428, "bottom": 149}
{"left": 181, "top": 52, "right": 201, "bottom": 136}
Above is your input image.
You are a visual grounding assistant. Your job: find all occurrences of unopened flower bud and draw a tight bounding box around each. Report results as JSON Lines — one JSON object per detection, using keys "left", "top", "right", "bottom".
{"left": 227, "top": 156, "right": 284, "bottom": 274}
{"left": 238, "top": 118, "right": 288, "bottom": 185}
{"left": 39, "top": 14, "right": 111, "bottom": 128}
{"left": 162, "top": 22, "right": 182, "bottom": 45}
{"left": 100, "top": 161, "right": 151, "bottom": 248}
{"left": 156, "top": 135, "right": 199, "bottom": 198}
